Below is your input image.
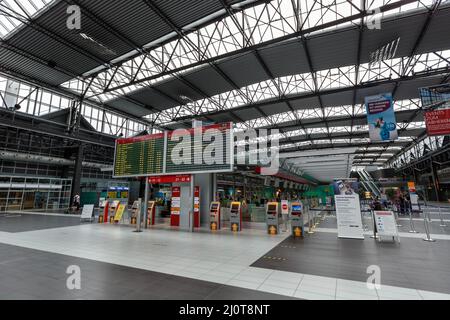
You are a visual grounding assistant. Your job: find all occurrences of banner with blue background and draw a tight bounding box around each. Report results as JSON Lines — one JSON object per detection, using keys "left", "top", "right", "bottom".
{"left": 365, "top": 93, "right": 398, "bottom": 142}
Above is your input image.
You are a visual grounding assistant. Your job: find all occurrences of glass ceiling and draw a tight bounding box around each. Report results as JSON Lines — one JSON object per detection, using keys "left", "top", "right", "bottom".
{"left": 60, "top": 0, "right": 437, "bottom": 105}
{"left": 141, "top": 49, "right": 449, "bottom": 126}
{"left": 0, "top": 0, "right": 54, "bottom": 38}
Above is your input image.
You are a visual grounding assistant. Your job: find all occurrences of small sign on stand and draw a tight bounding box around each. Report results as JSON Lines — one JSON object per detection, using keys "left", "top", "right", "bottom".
{"left": 373, "top": 210, "right": 400, "bottom": 243}
{"left": 80, "top": 204, "right": 94, "bottom": 222}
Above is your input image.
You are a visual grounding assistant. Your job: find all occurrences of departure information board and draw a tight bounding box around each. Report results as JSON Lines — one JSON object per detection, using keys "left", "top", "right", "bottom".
{"left": 166, "top": 123, "right": 232, "bottom": 174}
{"left": 113, "top": 133, "right": 164, "bottom": 177}
{"left": 113, "top": 123, "right": 233, "bottom": 177}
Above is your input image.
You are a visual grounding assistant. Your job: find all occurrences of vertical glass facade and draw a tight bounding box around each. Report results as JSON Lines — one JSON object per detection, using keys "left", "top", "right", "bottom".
{"left": 0, "top": 176, "right": 72, "bottom": 212}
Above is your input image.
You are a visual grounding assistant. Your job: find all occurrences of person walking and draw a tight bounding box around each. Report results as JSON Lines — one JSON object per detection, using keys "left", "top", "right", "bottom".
{"left": 73, "top": 194, "right": 80, "bottom": 213}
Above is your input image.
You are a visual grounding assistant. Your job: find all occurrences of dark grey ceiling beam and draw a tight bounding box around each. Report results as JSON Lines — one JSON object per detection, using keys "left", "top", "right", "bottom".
{"left": 104, "top": 0, "right": 419, "bottom": 92}
{"left": 173, "top": 66, "right": 449, "bottom": 122}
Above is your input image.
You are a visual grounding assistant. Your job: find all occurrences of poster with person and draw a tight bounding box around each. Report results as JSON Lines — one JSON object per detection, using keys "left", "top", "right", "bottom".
{"left": 333, "top": 178, "right": 359, "bottom": 195}
{"left": 365, "top": 93, "right": 398, "bottom": 142}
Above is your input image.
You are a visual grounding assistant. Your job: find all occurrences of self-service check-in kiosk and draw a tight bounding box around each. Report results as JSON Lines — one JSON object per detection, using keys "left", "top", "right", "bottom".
{"left": 147, "top": 201, "right": 156, "bottom": 227}
{"left": 130, "top": 200, "right": 139, "bottom": 224}
{"left": 230, "top": 201, "right": 242, "bottom": 232}
{"left": 209, "top": 201, "right": 221, "bottom": 231}
{"left": 290, "top": 201, "right": 304, "bottom": 238}
{"left": 266, "top": 202, "right": 280, "bottom": 235}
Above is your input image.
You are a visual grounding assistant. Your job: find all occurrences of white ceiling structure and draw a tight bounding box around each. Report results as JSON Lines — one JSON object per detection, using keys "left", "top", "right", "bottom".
{"left": 281, "top": 148, "right": 357, "bottom": 183}
{"left": 1, "top": 0, "right": 450, "bottom": 183}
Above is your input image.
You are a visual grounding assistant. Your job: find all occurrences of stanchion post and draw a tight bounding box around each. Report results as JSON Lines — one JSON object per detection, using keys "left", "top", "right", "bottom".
{"left": 423, "top": 209, "right": 436, "bottom": 242}
{"left": 134, "top": 198, "right": 142, "bottom": 233}
{"left": 393, "top": 206, "right": 402, "bottom": 227}
{"left": 438, "top": 206, "right": 447, "bottom": 227}
{"left": 307, "top": 205, "right": 314, "bottom": 234}
{"left": 370, "top": 209, "right": 378, "bottom": 239}
{"left": 313, "top": 210, "right": 318, "bottom": 228}
{"left": 407, "top": 206, "right": 418, "bottom": 233}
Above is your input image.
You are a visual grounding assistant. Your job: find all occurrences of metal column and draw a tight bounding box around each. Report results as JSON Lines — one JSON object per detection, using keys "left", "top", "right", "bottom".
{"left": 143, "top": 178, "right": 149, "bottom": 229}
{"left": 430, "top": 160, "right": 440, "bottom": 202}
{"left": 212, "top": 173, "right": 217, "bottom": 201}
{"left": 70, "top": 143, "right": 83, "bottom": 204}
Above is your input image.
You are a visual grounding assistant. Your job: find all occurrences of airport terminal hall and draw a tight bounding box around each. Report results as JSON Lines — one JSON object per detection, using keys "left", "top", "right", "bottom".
{"left": 2, "top": 0, "right": 450, "bottom": 307}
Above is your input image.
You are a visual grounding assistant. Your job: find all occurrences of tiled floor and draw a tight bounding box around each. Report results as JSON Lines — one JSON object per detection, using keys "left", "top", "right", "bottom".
{"left": 1, "top": 212, "right": 450, "bottom": 300}
{"left": 0, "top": 212, "right": 81, "bottom": 232}
{"left": 252, "top": 230, "right": 450, "bottom": 295}
{"left": 0, "top": 243, "right": 291, "bottom": 300}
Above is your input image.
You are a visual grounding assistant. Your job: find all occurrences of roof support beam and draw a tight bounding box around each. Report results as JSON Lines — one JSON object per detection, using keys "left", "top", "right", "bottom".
{"left": 173, "top": 66, "right": 449, "bottom": 122}
{"left": 101, "top": 0, "right": 419, "bottom": 93}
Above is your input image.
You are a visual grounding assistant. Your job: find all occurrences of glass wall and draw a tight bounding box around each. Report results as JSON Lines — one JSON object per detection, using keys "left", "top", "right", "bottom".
{"left": 0, "top": 74, "right": 149, "bottom": 138}
{"left": 0, "top": 176, "right": 71, "bottom": 212}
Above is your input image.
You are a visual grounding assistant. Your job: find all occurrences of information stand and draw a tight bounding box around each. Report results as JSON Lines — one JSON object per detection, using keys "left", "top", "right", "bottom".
{"left": 130, "top": 200, "right": 139, "bottom": 225}
{"left": 80, "top": 204, "right": 94, "bottom": 222}
{"left": 373, "top": 210, "right": 400, "bottom": 243}
{"left": 281, "top": 200, "right": 289, "bottom": 232}
{"left": 170, "top": 186, "right": 181, "bottom": 226}
{"left": 290, "top": 201, "right": 304, "bottom": 238}
{"left": 209, "top": 201, "right": 221, "bottom": 231}
{"left": 108, "top": 200, "right": 120, "bottom": 223}
{"left": 335, "top": 195, "right": 364, "bottom": 240}
{"left": 230, "top": 201, "right": 242, "bottom": 232}
{"left": 194, "top": 186, "right": 200, "bottom": 228}
{"left": 147, "top": 201, "right": 156, "bottom": 227}
{"left": 266, "top": 202, "right": 280, "bottom": 235}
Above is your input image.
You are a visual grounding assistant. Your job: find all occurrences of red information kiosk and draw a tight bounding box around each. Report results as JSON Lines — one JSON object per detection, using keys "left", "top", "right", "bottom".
{"left": 149, "top": 175, "right": 200, "bottom": 228}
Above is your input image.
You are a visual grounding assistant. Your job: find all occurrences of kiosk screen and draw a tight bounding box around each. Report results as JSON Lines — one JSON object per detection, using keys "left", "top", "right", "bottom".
{"left": 211, "top": 204, "right": 218, "bottom": 210}
{"left": 231, "top": 204, "right": 239, "bottom": 211}
{"left": 292, "top": 205, "right": 302, "bottom": 211}
{"left": 268, "top": 204, "right": 276, "bottom": 212}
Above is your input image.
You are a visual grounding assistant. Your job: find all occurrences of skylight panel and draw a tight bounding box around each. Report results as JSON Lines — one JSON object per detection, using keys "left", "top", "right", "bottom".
{"left": 0, "top": 0, "right": 53, "bottom": 38}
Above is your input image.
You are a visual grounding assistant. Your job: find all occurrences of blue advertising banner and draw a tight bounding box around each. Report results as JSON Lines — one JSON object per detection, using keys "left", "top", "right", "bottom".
{"left": 332, "top": 178, "right": 359, "bottom": 195}
{"left": 365, "top": 93, "right": 398, "bottom": 142}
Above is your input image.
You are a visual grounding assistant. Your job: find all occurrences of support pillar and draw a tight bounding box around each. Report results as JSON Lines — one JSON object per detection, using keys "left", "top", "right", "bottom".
{"left": 430, "top": 160, "right": 440, "bottom": 202}
{"left": 70, "top": 143, "right": 83, "bottom": 204}
{"left": 143, "top": 178, "right": 149, "bottom": 228}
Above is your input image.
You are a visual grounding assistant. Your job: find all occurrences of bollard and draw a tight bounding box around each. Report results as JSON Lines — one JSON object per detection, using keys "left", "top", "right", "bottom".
{"left": 407, "top": 206, "right": 418, "bottom": 233}
{"left": 423, "top": 209, "right": 436, "bottom": 242}
{"left": 437, "top": 207, "right": 447, "bottom": 227}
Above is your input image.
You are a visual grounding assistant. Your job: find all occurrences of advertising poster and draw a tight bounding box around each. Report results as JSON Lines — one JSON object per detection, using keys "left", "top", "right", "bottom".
{"left": 407, "top": 181, "right": 416, "bottom": 193}
{"left": 365, "top": 93, "right": 398, "bottom": 142}
{"left": 424, "top": 108, "right": 450, "bottom": 136}
{"left": 407, "top": 181, "right": 420, "bottom": 211}
{"left": 333, "top": 178, "right": 359, "bottom": 195}
{"left": 333, "top": 178, "right": 364, "bottom": 239}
